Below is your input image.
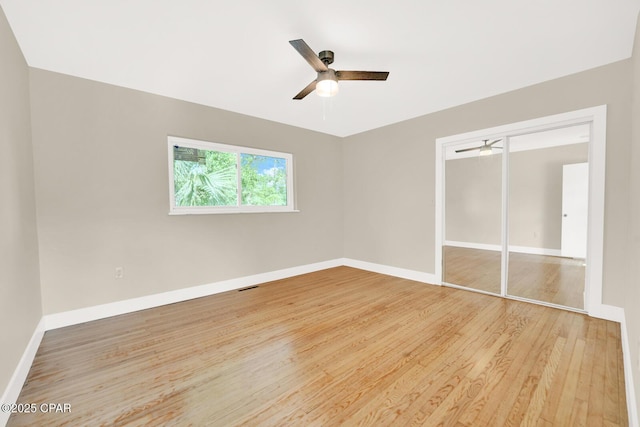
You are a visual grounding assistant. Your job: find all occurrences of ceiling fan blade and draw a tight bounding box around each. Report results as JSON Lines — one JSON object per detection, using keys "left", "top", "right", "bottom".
{"left": 488, "top": 139, "right": 502, "bottom": 146}
{"left": 493, "top": 146, "right": 503, "bottom": 149}
{"left": 455, "top": 146, "right": 481, "bottom": 153}
{"left": 336, "top": 70, "right": 389, "bottom": 80}
{"left": 293, "top": 80, "right": 317, "bottom": 100}
{"left": 289, "top": 39, "right": 328, "bottom": 73}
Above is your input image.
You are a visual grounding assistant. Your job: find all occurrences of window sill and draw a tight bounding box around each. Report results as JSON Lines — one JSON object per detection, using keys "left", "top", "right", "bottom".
{"left": 169, "top": 209, "right": 301, "bottom": 215}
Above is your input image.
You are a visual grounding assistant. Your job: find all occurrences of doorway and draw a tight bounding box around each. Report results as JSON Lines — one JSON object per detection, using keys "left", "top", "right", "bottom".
{"left": 561, "top": 162, "right": 589, "bottom": 258}
{"left": 435, "top": 106, "right": 606, "bottom": 313}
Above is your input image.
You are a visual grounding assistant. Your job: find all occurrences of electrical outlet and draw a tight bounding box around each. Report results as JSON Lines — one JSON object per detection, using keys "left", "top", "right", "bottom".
{"left": 115, "top": 267, "right": 124, "bottom": 279}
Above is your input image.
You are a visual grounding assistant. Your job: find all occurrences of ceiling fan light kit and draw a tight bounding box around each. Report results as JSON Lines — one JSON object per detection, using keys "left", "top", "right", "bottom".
{"left": 316, "top": 69, "right": 339, "bottom": 97}
{"left": 289, "top": 39, "right": 389, "bottom": 100}
{"left": 478, "top": 145, "right": 493, "bottom": 156}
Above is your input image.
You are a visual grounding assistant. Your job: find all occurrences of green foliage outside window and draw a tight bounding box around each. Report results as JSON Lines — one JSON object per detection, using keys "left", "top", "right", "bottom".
{"left": 241, "top": 154, "right": 287, "bottom": 206}
{"left": 174, "top": 149, "right": 237, "bottom": 206}
{"left": 173, "top": 146, "right": 287, "bottom": 208}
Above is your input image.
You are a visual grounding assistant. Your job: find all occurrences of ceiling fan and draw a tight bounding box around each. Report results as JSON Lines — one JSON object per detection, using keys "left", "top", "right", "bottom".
{"left": 455, "top": 139, "right": 503, "bottom": 156}
{"left": 289, "top": 39, "right": 389, "bottom": 100}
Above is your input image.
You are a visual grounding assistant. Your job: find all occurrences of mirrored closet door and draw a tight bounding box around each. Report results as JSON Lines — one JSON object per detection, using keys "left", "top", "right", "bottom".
{"left": 506, "top": 125, "right": 589, "bottom": 310}
{"left": 442, "top": 139, "right": 503, "bottom": 295}
{"left": 436, "top": 107, "right": 604, "bottom": 313}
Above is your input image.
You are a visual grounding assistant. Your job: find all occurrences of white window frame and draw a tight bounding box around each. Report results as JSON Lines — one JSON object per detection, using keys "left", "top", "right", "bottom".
{"left": 168, "top": 136, "right": 296, "bottom": 214}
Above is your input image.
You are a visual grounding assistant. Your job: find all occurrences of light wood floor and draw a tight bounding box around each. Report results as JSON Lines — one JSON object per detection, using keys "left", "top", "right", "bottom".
{"left": 9, "top": 267, "right": 626, "bottom": 426}
{"left": 444, "top": 246, "right": 585, "bottom": 309}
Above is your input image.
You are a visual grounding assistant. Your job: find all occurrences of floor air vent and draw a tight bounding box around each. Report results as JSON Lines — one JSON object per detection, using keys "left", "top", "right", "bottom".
{"left": 238, "top": 286, "right": 259, "bottom": 292}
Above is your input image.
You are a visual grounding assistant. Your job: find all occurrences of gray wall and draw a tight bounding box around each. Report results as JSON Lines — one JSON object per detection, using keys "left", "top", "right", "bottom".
{"left": 445, "top": 144, "right": 588, "bottom": 250}
{"left": 343, "top": 60, "right": 631, "bottom": 308}
{"left": 445, "top": 154, "right": 502, "bottom": 246}
{"left": 0, "top": 8, "right": 42, "bottom": 395}
{"left": 510, "top": 145, "right": 588, "bottom": 250}
{"left": 627, "top": 10, "right": 640, "bottom": 414}
{"left": 29, "top": 69, "right": 343, "bottom": 314}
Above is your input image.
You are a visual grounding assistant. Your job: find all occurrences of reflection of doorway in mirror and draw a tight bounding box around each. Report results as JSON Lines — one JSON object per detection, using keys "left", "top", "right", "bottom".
{"left": 561, "top": 163, "right": 588, "bottom": 259}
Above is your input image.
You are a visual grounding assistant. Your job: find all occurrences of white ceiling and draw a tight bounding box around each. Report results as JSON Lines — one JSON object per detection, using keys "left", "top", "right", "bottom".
{"left": 1, "top": 1, "right": 639, "bottom": 137}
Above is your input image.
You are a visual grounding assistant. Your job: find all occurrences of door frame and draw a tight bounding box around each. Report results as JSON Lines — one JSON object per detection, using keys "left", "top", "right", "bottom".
{"left": 435, "top": 105, "right": 607, "bottom": 316}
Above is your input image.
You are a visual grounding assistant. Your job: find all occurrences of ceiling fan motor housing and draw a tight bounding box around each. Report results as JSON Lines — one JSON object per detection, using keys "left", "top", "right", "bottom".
{"left": 318, "top": 50, "right": 334, "bottom": 65}
{"left": 317, "top": 68, "right": 337, "bottom": 81}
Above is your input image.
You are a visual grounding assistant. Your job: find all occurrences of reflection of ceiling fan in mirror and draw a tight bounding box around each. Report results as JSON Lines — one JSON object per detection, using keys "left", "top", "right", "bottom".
{"left": 455, "top": 139, "right": 503, "bottom": 156}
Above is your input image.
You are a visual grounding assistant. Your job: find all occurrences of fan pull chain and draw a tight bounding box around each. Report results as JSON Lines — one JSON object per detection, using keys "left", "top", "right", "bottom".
{"left": 322, "top": 97, "right": 334, "bottom": 121}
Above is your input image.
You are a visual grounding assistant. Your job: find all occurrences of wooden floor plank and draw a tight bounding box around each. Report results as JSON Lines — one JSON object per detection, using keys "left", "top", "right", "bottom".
{"left": 465, "top": 303, "right": 558, "bottom": 426}
{"left": 323, "top": 296, "right": 506, "bottom": 425}
{"left": 7, "top": 267, "right": 627, "bottom": 426}
{"left": 521, "top": 335, "right": 567, "bottom": 425}
{"left": 605, "top": 321, "right": 628, "bottom": 426}
{"left": 396, "top": 297, "right": 512, "bottom": 424}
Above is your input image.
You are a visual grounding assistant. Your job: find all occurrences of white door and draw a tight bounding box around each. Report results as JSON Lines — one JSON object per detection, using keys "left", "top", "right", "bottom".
{"left": 561, "top": 163, "right": 589, "bottom": 258}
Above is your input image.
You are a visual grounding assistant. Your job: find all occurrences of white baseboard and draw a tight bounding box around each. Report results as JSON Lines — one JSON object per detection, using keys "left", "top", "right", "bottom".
{"left": 509, "top": 245, "right": 563, "bottom": 257}
{"left": 43, "top": 258, "right": 437, "bottom": 332}
{"left": 342, "top": 258, "right": 437, "bottom": 284}
{"left": 620, "top": 314, "right": 639, "bottom": 427}
{"left": 445, "top": 240, "right": 501, "bottom": 252}
{"left": 445, "top": 240, "right": 562, "bottom": 257}
{"left": 44, "top": 259, "right": 343, "bottom": 331}
{"left": 588, "top": 304, "right": 625, "bottom": 323}
{"left": 0, "top": 318, "right": 46, "bottom": 427}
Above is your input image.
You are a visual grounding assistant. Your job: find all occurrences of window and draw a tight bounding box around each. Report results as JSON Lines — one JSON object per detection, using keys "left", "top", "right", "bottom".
{"left": 168, "top": 136, "right": 295, "bottom": 214}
